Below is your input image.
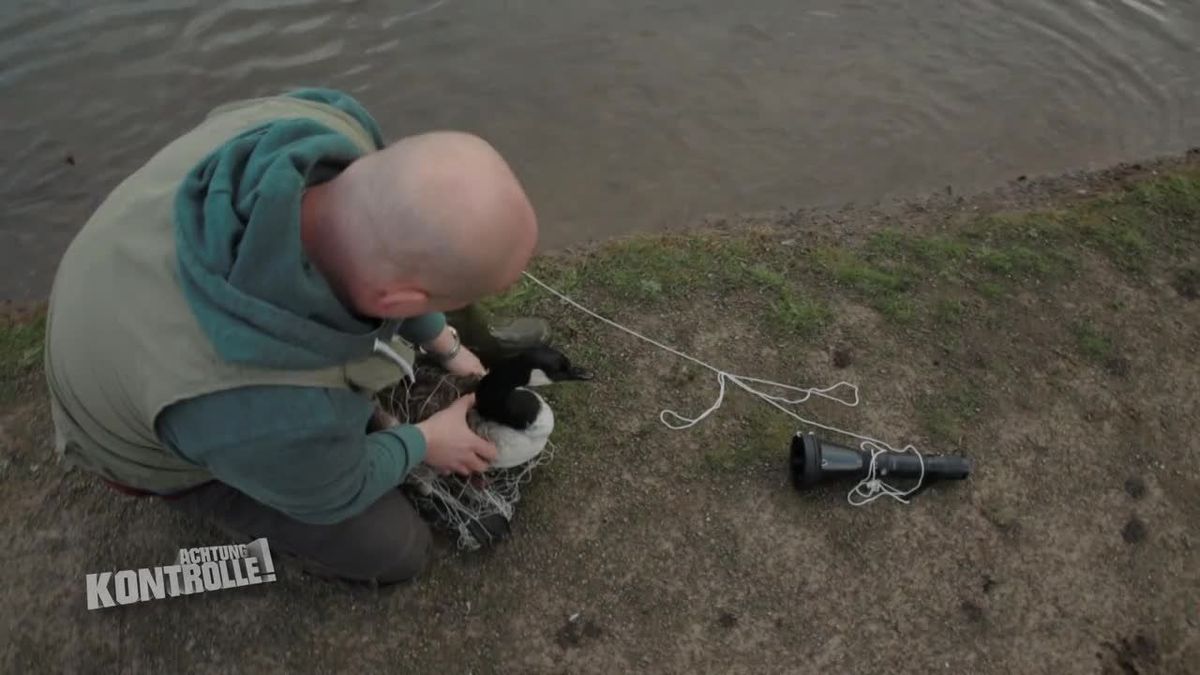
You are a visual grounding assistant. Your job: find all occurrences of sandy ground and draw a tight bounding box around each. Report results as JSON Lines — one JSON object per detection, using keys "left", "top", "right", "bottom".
{"left": 2, "top": 155, "right": 1198, "bottom": 674}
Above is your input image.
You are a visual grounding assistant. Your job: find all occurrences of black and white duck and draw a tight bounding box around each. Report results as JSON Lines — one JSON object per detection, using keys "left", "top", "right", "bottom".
{"left": 470, "top": 345, "right": 593, "bottom": 467}
{"left": 387, "top": 345, "right": 593, "bottom": 468}
{"left": 385, "top": 345, "right": 591, "bottom": 549}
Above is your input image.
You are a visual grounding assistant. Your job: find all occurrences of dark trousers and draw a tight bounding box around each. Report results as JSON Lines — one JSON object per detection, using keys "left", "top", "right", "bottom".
{"left": 166, "top": 482, "right": 432, "bottom": 584}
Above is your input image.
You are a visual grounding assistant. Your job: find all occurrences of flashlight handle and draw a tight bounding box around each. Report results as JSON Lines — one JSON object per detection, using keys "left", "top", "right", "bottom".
{"left": 874, "top": 452, "right": 972, "bottom": 480}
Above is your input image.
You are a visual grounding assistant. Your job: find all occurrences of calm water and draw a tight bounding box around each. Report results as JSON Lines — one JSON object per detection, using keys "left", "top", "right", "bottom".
{"left": 1, "top": 0, "right": 1197, "bottom": 299}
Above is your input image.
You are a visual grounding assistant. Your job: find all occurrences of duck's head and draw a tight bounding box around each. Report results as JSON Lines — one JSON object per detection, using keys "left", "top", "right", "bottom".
{"left": 481, "top": 345, "right": 592, "bottom": 391}
{"left": 512, "top": 345, "right": 593, "bottom": 387}
{"left": 475, "top": 346, "right": 593, "bottom": 428}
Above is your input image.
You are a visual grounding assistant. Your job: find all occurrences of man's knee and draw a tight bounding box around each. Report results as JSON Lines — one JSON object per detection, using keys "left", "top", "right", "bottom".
{"left": 334, "top": 491, "right": 432, "bottom": 584}
{"left": 359, "top": 514, "right": 432, "bottom": 584}
{"left": 164, "top": 482, "right": 433, "bottom": 584}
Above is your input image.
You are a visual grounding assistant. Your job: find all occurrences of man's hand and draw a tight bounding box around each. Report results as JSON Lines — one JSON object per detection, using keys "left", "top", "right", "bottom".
{"left": 416, "top": 394, "right": 497, "bottom": 476}
{"left": 443, "top": 346, "right": 485, "bottom": 377}
{"left": 421, "top": 325, "right": 486, "bottom": 377}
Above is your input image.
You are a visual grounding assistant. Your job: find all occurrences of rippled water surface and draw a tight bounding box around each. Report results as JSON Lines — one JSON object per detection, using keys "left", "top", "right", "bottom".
{"left": 1, "top": 0, "right": 1197, "bottom": 298}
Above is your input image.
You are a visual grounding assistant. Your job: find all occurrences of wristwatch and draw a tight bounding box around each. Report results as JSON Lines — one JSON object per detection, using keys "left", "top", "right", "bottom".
{"left": 419, "top": 326, "right": 461, "bottom": 363}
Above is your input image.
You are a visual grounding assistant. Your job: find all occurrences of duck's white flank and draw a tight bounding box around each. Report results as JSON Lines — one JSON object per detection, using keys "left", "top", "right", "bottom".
{"left": 475, "top": 390, "right": 555, "bottom": 469}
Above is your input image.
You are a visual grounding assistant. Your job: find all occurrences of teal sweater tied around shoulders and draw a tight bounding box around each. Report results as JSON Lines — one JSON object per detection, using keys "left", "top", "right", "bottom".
{"left": 158, "top": 88, "right": 445, "bottom": 524}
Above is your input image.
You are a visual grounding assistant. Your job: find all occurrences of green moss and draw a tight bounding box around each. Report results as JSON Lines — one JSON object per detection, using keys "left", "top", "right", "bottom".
{"left": 0, "top": 313, "right": 46, "bottom": 401}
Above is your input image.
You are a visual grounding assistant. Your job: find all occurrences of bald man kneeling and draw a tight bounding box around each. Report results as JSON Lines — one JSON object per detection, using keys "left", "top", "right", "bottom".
{"left": 44, "top": 88, "right": 548, "bottom": 583}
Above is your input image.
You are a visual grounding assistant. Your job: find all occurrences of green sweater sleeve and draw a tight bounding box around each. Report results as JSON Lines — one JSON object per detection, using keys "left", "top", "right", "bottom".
{"left": 155, "top": 385, "right": 426, "bottom": 524}
{"left": 396, "top": 312, "right": 447, "bottom": 345}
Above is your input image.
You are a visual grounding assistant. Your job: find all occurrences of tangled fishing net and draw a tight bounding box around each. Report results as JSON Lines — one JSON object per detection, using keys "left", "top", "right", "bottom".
{"left": 378, "top": 363, "right": 556, "bottom": 550}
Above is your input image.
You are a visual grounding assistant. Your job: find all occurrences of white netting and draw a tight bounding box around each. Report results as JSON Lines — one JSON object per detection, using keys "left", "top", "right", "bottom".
{"left": 405, "top": 444, "right": 554, "bottom": 550}
{"left": 378, "top": 366, "right": 555, "bottom": 550}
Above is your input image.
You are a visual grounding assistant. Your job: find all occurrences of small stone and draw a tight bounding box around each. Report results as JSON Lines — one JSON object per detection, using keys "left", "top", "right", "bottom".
{"left": 832, "top": 347, "right": 853, "bottom": 369}
{"left": 717, "top": 611, "right": 738, "bottom": 628}
{"left": 1123, "top": 476, "right": 1146, "bottom": 500}
{"left": 960, "top": 600, "right": 984, "bottom": 623}
{"left": 981, "top": 575, "right": 996, "bottom": 594}
{"left": 1122, "top": 516, "right": 1147, "bottom": 544}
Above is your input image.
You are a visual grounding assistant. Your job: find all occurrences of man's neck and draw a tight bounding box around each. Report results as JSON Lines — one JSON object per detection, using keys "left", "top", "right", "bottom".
{"left": 299, "top": 183, "right": 359, "bottom": 311}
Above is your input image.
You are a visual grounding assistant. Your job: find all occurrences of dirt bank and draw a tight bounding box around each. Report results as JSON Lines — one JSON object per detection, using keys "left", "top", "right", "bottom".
{"left": 2, "top": 153, "right": 1198, "bottom": 674}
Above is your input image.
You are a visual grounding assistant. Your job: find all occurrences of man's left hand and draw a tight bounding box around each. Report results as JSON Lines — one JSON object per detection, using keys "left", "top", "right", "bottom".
{"left": 443, "top": 347, "right": 486, "bottom": 377}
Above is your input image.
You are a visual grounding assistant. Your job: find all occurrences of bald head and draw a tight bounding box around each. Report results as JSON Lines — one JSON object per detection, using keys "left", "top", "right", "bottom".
{"left": 302, "top": 131, "right": 538, "bottom": 318}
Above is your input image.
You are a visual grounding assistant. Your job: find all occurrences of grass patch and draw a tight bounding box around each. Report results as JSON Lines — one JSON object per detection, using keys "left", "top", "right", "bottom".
{"left": 932, "top": 298, "right": 965, "bottom": 325}
{"left": 1171, "top": 266, "right": 1199, "bottom": 300}
{"left": 964, "top": 212, "right": 1073, "bottom": 247}
{"left": 1071, "top": 320, "right": 1115, "bottom": 364}
{"left": 704, "top": 404, "right": 795, "bottom": 472}
{"left": 746, "top": 263, "right": 831, "bottom": 337}
{"left": 813, "top": 247, "right": 919, "bottom": 322}
{"left": 490, "top": 170, "right": 1200, "bottom": 335}
{"left": 580, "top": 234, "right": 754, "bottom": 304}
{"left": 867, "top": 230, "right": 969, "bottom": 276}
{"left": 1127, "top": 172, "right": 1200, "bottom": 222}
{"left": 771, "top": 294, "right": 831, "bottom": 336}
{"left": 1073, "top": 206, "right": 1153, "bottom": 273}
{"left": 818, "top": 220, "right": 1078, "bottom": 323}
{"left": 975, "top": 244, "right": 1058, "bottom": 278}
{"left": 975, "top": 281, "right": 1007, "bottom": 300}
{"left": 876, "top": 295, "right": 917, "bottom": 323}
{"left": 1, "top": 312, "right": 46, "bottom": 401}
{"left": 918, "top": 385, "right": 984, "bottom": 445}
{"left": 816, "top": 248, "right": 916, "bottom": 295}
{"left": 481, "top": 256, "right": 583, "bottom": 318}
{"left": 1070, "top": 170, "right": 1200, "bottom": 267}
{"left": 746, "top": 263, "right": 788, "bottom": 290}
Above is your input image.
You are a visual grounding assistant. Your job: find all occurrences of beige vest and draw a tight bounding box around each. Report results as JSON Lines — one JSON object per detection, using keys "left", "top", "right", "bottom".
{"left": 44, "top": 96, "right": 412, "bottom": 494}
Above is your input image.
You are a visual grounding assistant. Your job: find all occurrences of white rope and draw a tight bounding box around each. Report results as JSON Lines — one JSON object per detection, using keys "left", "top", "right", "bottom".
{"left": 846, "top": 440, "right": 925, "bottom": 506}
{"left": 521, "top": 271, "right": 924, "bottom": 505}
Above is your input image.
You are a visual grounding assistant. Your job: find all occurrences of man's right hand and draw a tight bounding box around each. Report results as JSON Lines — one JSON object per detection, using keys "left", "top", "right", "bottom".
{"left": 415, "top": 394, "right": 498, "bottom": 476}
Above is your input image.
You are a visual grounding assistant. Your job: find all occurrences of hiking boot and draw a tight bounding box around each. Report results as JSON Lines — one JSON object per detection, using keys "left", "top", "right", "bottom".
{"left": 489, "top": 317, "right": 552, "bottom": 356}
{"left": 446, "top": 305, "right": 551, "bottom": 367}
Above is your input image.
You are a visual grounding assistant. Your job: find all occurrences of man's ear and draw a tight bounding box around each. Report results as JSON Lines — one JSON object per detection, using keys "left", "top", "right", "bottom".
{"left": 373, "top": 287, "right": 430, "bottom": 318}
